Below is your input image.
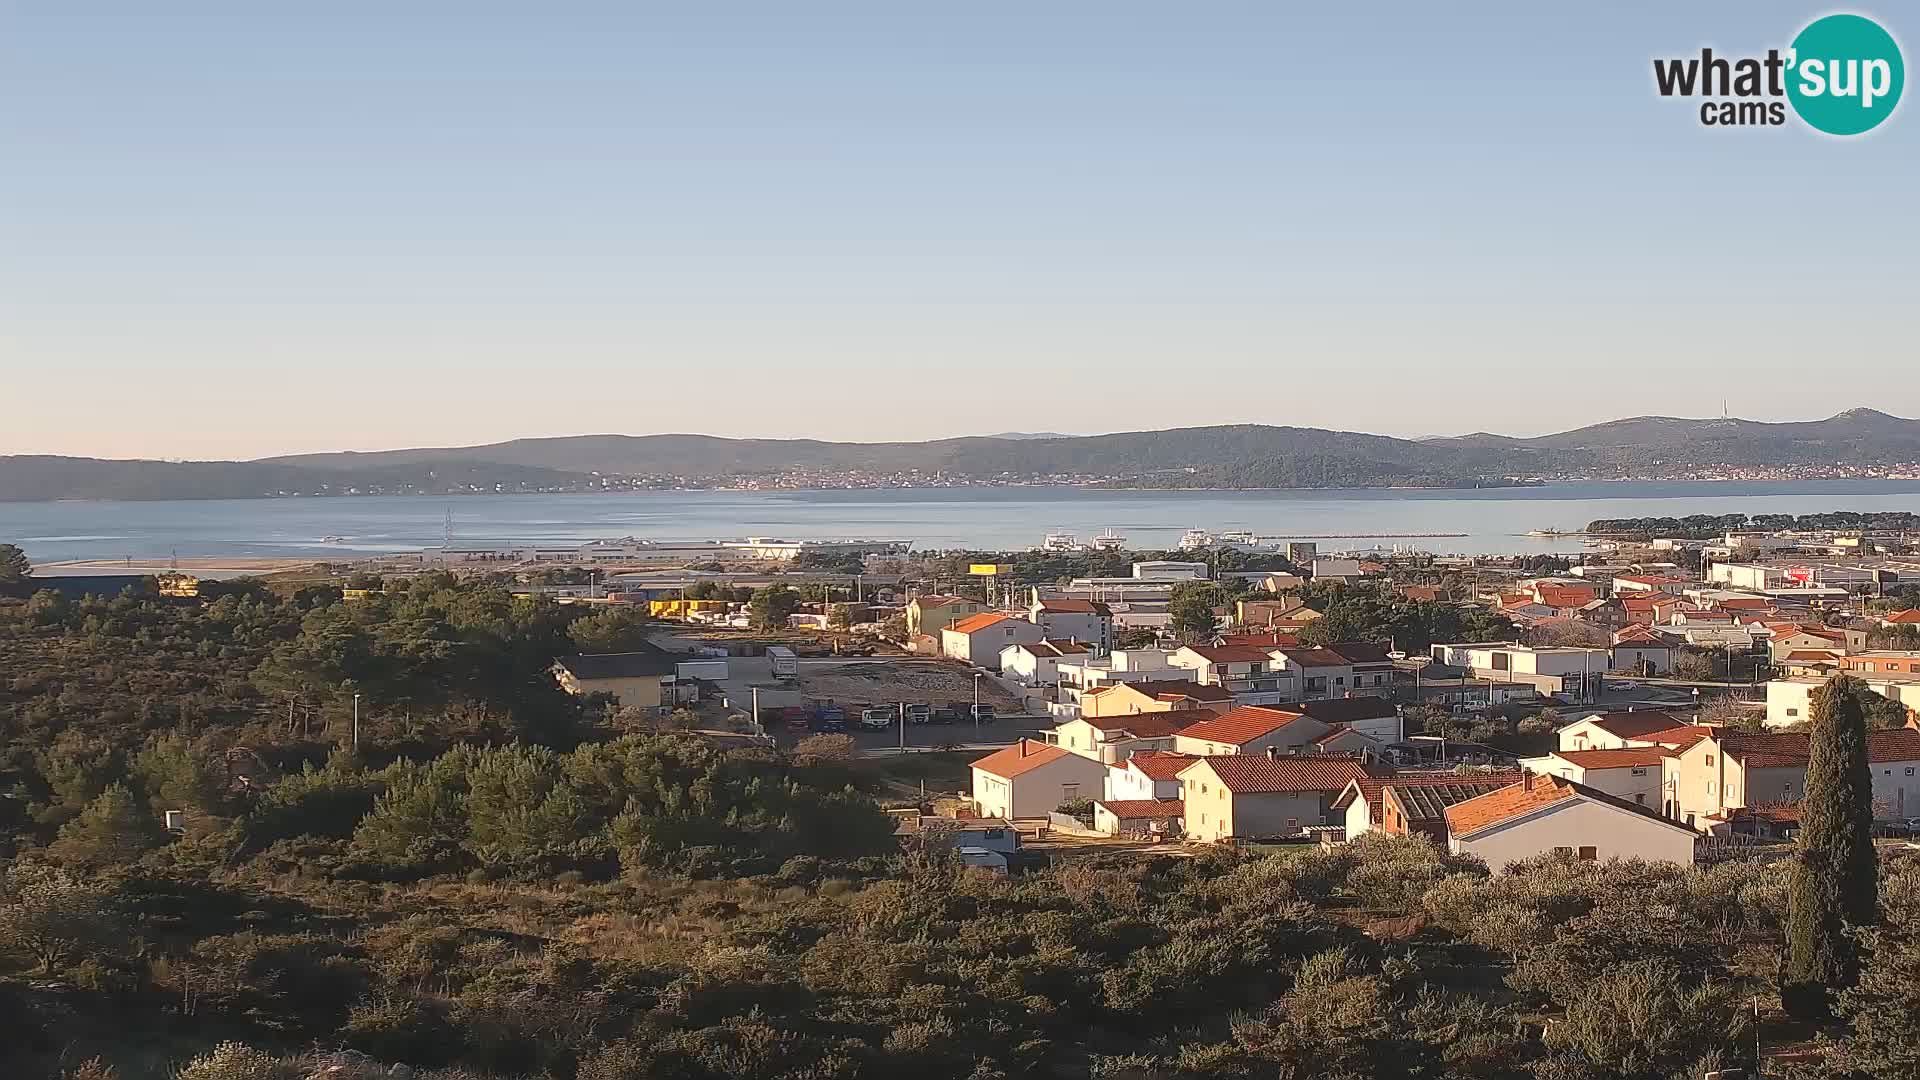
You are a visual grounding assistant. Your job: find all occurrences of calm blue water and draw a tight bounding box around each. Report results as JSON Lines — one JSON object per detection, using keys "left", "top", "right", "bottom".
{"left": 9, "top": 480, "right": 1920, "bottom": 564}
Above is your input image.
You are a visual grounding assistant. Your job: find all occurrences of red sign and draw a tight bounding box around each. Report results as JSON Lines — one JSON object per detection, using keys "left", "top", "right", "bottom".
{"left": 1785, "top": 567, "right": 1814, "bottom": 584}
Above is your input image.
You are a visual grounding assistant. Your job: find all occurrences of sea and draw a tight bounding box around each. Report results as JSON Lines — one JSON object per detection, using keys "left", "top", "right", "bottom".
{"left": 10, "top": 480, "right": 1920, "bottom": 569}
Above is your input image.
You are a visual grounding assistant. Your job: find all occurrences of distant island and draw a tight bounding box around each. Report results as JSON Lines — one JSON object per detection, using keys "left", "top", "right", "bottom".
{"left": 6, "top": 408, "right": 1920, "bottom": 502}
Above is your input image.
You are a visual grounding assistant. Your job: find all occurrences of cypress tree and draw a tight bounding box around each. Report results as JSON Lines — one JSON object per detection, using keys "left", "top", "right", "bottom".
{"left": 1783, "top": 675, "right": 1879, "bottom": 1018}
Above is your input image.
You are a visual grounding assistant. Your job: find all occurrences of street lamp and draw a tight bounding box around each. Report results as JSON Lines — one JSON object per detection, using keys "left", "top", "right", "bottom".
{"left": 973, "top": 673, "right": 983, "bottom": 741}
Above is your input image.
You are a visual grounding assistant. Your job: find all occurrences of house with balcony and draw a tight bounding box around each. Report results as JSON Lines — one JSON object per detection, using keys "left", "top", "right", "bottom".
{"left": 1167, "top": 645, "right": 1298, "bottom": 706}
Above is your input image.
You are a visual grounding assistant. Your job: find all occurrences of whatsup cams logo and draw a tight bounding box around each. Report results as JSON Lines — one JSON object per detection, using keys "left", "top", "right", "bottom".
{"left": 1653, "top": 12, "right": 1904, "bottom": 134}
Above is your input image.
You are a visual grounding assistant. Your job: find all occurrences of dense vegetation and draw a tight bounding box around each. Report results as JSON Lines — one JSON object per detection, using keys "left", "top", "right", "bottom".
{"left": 1584, "top": 511, "right": 1920, "bottom": 538}
{"left": 3, "top": 577, "right": 1916, "bottom": 1079}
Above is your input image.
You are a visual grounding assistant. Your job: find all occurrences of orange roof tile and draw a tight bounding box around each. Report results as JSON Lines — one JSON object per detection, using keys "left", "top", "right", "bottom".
{"left": 948, "top": 611, "right": 1018, "bottom": 634}
{"left": 1583, "top": 711, "right": 1688, "bottom": 739}
{"left": 1443, "top": 773, "right": 1579, "bottom": 834}
{"left": 1884, "top": 609, "right": 1920, "bottom": 624}
{"left": 1551, "top": 747, "right": 1673, "bottom": 769}
{"left": 1125, "top": 750, "right": 1197, "bottom": 780}
{"left": 1176, "top": 705, "right": 1312, "bottom": 746}
{"left": 1080, "top": 709, "right": 1214, "bottom": 738}
{"left": 970, "top": 739, "right": 1077, "bottom": 779}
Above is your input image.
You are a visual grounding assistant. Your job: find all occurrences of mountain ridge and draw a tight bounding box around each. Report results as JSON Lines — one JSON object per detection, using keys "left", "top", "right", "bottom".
{"left": 5, "top": 410, "right": 1917, "bottom": 501}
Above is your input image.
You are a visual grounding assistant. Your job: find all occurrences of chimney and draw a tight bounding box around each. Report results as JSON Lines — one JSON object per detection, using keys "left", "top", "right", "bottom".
{"left": 1266, "top": 745, "right": 1279, "bottom": 760}
{"left": 1020, "top": 739, "right": 1032, "bottom": 757}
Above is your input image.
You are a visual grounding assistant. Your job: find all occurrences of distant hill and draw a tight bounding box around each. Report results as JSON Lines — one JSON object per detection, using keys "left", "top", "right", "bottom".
{"left": 5, "top": 409, "right": 1918, "bottom": 501}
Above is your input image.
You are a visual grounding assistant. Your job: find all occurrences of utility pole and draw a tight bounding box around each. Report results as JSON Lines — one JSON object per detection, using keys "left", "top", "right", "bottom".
{"left": 973, "top": 673, "right": 982, "bottom": 742}
{"left": 898, "top": 700, "right": 906, "bottom": 751}
{"left": 752, "top": 686, "right": 762, "bottom": 738}
{"left": 352, "top": 692, "right": 361, "bottom": 753}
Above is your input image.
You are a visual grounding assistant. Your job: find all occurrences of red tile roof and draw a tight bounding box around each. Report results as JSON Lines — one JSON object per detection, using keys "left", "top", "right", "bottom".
{"left": 1095, "top": 799, "right": 1185, "bottom": 819}
{"left": 1644, "top": 725, "right": 1719, "bottom": 750}
{"left": 1013, "top": 639, "right": 1091, "bottom": 658}
{"left": 1613, "top": 625, "right": 1670, "bottom": 645}
{"left": 1176, "top": 705, "right": 1314, "bottom": 746}
{"left": 1125, "top": 750, "right": 1197, "bottom": 780}
{"left": 1582, "top": 711, "right": 1689, "bottom": 739}
{"left": 1038, "top": 598, "right": 1111, "bottom": 615}
{"left": 1442, "top": 772, "right": 1691, "bottom": 837}
{"left": 1080, "top": 709, "right": 1213, "bottom": 738}
{"left": 971, "top": 739, "right": 1077, "bottom": 779}
{"left": 1884, "top": 609, "right": 1920, "bottom": 624}
{"left": 1276, "top": 647, "right": 1353, "bottom": 668}
{"left": 1708, "top": 728, "right": 1920, "bottom": 769}
{"left": 948, "top": 611, "right": 1017, "bottom": 634}
{"left": 1551, "top": 747, "right": 1673, "bottom": 769}
{"left": 1535, "top": 586, "right": 1598, "bottom": 608}
{"left": 1185, "top": 755, "right": 1377, "bottom": 794}
{"left": 1325, "top": 641, "right": 1394, "bottom": 665}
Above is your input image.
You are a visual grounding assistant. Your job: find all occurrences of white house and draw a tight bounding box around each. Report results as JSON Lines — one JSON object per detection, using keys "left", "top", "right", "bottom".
{"left": 1168, "top": 644, "right": 1297, "bottom": 706}
{"left": 1104, "top": 749, "right": 1194, "bottom": 802}
{"left": 1028, "top": 598, "right": 1114, "bottom": 653}
{"left": 1611, "top": 625, "right": 1675, "bottom": 675}
{"left": 1001, "top": 639, "right": 1093, "bottom": 687}
{"left": 942, "top": 612, "right": 1045, "bottom": 670}
{"left": 1555, "top": 711, "right": 1689, "bottom": 752}
{"left": 1516, "top": 748, "right": 1671, "bottom": 809}
{"left": 970, "top": 739, "right": 1110, "bottom": 820}
{"left": 1052, "top": 709, "right": 1213, "bottom": 764}
{"left": 1443, "top": 773, "right": 1699, "bottom": 873}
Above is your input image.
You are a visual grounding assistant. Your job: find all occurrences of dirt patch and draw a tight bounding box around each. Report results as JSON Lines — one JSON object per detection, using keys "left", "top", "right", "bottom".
{"left": 797, "top": 662, "right": 1022, "bottom": 709}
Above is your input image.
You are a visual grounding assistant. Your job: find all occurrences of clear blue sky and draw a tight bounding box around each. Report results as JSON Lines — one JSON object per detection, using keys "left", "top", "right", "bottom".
{"left": 2, "top": 2, "right": 1914, "bottom": 459}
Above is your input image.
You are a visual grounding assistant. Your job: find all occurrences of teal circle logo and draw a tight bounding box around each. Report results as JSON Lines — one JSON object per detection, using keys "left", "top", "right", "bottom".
{"left": 1787, "top": 14, "right": 1904, "bottom": 135}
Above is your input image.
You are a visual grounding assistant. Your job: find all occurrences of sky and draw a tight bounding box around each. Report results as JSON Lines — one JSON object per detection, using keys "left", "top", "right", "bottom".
{"left": 2, "top": 2, "right": 1916, "bottom": 460}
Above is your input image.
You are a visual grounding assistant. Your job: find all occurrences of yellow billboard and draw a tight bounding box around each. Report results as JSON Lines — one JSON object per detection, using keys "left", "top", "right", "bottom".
{"left": 969, "top": 563, "right": 1011, "bottom": 576}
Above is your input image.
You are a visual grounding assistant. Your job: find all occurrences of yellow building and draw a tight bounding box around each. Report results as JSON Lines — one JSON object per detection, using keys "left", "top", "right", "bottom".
{"left": 1079, "top": 679, "right": 1232, "bottom": 718}
{"left": 906, "top": 594, "right": 985, "bottom": 637}
{"left": 156, "top": 572, "right": 201, "bottom": 598}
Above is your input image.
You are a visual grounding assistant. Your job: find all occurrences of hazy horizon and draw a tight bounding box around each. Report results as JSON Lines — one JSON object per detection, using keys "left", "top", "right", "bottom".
{"left": 5, "top": 2, "right": 1915, "bottom": 459}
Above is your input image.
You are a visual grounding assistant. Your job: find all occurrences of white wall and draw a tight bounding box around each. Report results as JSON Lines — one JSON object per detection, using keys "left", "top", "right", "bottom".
{"left": 1765, "top": 680, "right": 1817, "bottom": 729}
{"left": 1451, "top": 798, "right": 1695, "bottom": 873}
{"left": 972, "top": 755, "right": 1108, "bottom": 819}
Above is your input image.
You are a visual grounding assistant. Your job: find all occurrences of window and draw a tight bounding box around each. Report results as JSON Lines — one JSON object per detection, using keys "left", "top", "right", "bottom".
{"left": 1634, "top": 793, "right": 1646, "bottom": 805}
{"left": 1786, "top": 708, "right": 1799, "bottom": 717}
{"left": 1061, "top": 784, "right": 1079, "bottom": 800}
{"left": 1578, "top": 846, "right": 1598, "bottom": 861}
{"left": 1553, "top": 845, "right": 1574, "bottom": 855}
{"left": 1631, "top": 766, "right": 1647, "bottom": 776}
{"left": 1286, "top": 817, "right": 1298, "bottom": 828}
{"left": 1705, "top": 754, "right": 1715, "bottom": 766}
{"left": 1907, "top": 767, "right": 1915, "bottom": 776}
{"left": 1335, "top": 677, "right": 1345, "bottom": 685}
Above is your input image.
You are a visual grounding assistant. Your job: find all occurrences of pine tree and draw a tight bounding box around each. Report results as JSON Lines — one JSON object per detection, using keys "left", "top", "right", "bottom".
{"left": 1783, "top": 675, "right": 1879, "bottom": 1018}
{"left": 50, "top": 783, "right": 166, "bottom": 869}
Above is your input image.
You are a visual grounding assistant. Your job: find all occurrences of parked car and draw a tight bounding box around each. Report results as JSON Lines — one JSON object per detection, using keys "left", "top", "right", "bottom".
{"left": 929, "top": 707, "right": 959, "bottom": 726}
{"left": 905, "top": 703, "right": 932, "bottom": 725}
{"left": 970, "top": 704, "right": 997, "bottom": 724}
{"left": 859, "top": 707, "right": 894, "bottom": 731}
